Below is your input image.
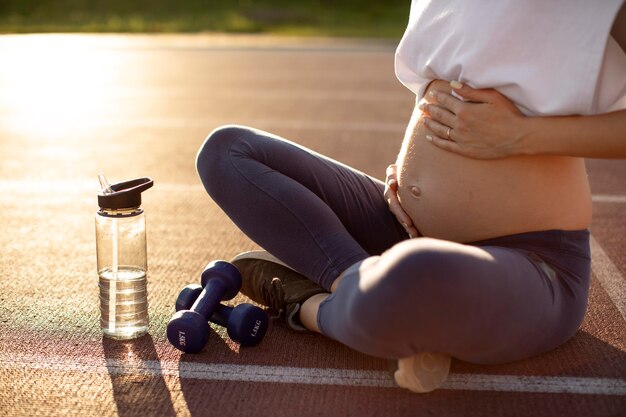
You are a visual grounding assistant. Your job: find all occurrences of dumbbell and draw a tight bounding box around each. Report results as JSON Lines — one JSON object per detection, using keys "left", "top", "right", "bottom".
{"left": 167, "top": 260, "right": 242, "bottom": 353}
{"left": 176, "top": 284, "right": 268, "bottom": 347}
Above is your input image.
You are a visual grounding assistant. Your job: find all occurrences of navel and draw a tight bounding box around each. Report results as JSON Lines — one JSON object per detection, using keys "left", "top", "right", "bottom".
{"left": 410, "top": 185, "right": 422, "bottom": 198}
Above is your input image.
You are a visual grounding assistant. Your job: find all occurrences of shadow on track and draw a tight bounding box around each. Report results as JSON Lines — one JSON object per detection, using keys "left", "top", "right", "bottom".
{"left": 103, "top": 334, "right": 176, "bottom": 417}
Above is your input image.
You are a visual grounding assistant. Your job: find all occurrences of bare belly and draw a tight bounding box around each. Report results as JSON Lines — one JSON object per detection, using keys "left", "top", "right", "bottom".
{"left": 396, "top": 81, "right": 592, "bottom": 243}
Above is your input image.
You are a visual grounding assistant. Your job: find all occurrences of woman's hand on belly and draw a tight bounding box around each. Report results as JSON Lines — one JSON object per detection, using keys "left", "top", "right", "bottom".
{"left": 384, "top": 163, "right": 419, "bottom": 238}
{"left": 420, "top": 81, "right": 528, "bottom": 159}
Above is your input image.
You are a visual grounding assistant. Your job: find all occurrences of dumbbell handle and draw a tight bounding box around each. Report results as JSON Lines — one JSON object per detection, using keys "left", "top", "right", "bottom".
{"left": 190, "top": 280, "right": 227, "bottom": 319}
{"left": 210, "top": 304, "right": 232, "bottom": 328}
{"left": 175, "top": 284, "right": 232, "bottom": 324}
{"left": 182, "top": 293, "right": 232, "bottom": 328}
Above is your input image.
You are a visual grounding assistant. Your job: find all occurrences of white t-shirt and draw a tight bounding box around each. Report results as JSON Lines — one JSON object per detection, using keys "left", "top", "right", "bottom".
{"left": 395, "top": 0, "right": 626, "bottom": 116}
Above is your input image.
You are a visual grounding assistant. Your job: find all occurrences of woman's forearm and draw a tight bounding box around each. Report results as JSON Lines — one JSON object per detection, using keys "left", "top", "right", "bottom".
{"left": 423, "top": 82, "right": 626, "bottom": 160}
{"left": 521, "top": 109, "right": 626, "bottom": 159}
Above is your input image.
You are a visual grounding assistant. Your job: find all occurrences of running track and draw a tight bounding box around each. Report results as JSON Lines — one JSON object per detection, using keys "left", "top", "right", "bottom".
{"left": 0, "top": 34, "right": 624, "bottom": 417}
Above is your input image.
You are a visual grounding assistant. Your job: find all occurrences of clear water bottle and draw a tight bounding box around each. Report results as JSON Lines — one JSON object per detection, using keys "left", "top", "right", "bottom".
{"left": 96, "top": 174, "right": 154, "bottom": 340}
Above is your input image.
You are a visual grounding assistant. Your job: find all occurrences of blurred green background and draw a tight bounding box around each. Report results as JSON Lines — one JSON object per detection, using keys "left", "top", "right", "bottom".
{"left": 0, "top": 0, "right": 410, "bottom": 38}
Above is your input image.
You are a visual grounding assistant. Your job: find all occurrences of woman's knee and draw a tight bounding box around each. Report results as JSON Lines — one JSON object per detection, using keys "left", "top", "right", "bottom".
{"left": 195, "top": 125, "right": 255, "bottom": 192}
{"left": 196, "top": 125, "right": 251, "bottom": 173}
{"left": 339, "top": 239, "right": 482, "bottom": 350}
{"left": 356, "top": 238, "right": 474, "bottom": 297}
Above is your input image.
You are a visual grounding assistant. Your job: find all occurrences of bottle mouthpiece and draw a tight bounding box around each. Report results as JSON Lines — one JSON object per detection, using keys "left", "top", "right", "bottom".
{"left": 98, "top": 173, "right": 114, "bottom": 195}
{"left": 97, "top": 174, "right": 154, "bottom": 210}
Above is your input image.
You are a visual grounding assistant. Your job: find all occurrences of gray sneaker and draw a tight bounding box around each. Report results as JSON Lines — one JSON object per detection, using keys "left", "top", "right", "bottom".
{"left": 231, "top": 251, "right": 327, "bottom": 332}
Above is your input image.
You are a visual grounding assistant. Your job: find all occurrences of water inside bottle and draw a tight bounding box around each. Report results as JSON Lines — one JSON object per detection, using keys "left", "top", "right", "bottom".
{"left": 99, "top": 266, "right": 148, "bottom": 339}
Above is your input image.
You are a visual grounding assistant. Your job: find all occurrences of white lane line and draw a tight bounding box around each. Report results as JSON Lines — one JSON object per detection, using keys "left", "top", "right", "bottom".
{"left": 591, "top": 236, "right": 626, "bottom": 322}
{"left": 1, "top": 353, "right": 625, "bottom": 396}
{"left": 592, "top": 194, "right": 626, "bottom": 203}
{"left": 443, "top": 374, "right": 626, "bottom": 395}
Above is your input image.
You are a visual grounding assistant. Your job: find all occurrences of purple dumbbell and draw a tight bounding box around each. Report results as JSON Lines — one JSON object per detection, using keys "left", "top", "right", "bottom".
{"left": 167, "top": 260, "right": 241, "bottom": 353}
{"left": 175, "top": 284, "right": 268, "bottom": 347}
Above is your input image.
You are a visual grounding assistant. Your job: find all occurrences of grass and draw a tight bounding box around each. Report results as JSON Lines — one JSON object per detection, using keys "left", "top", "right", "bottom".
{"left": 0, "top": 0, "right": 409, "bottom": 38}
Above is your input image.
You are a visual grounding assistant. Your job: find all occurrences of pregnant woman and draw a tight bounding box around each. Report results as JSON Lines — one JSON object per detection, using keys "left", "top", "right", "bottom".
{"left": 196, "top": 0, "right": 626, "bottom": 392}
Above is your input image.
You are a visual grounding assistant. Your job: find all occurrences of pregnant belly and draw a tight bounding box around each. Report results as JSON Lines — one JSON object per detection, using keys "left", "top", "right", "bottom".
{"left": 396, "top": 92, "right": 592, "bottom": 243}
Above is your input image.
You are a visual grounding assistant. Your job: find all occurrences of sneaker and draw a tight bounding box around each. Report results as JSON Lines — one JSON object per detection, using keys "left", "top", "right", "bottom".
{"left": 394, "top": 352, "right": 451, "bottom": 393}
{"left": 231, "top": 250, "right": 327, "bottom": 332}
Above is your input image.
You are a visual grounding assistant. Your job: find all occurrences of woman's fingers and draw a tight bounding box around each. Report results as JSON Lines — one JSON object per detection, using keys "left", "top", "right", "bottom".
{"left": 387, "top": 197, "right": 411, "bottom": 226}
{"left": 400, "top": 220, "right": 419, "bottom": 238}
{"left": 449, "top": 81, "right": 494, "bottom": 103}
{"left": 390, "top": 201, "right": 418, "bottom": 238}
{"left": 419, "top": 101, "right": 456, "bottom": 128}
{"left": 385, "top": 163, "right": 418, "bottom": 237}
{"left": 424, "top": 117, "right": 455, "bottom": 141}
{"left": 427, "top": 134, "right": 470, "bottom": 156}
{"left": 385, "top": 163, "right": 397, "bottom": 178}
{"left": 385, "top": 187, "right": 418, "bottom": 238}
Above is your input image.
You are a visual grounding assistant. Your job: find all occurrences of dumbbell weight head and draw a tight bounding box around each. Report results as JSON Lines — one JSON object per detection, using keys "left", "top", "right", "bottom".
{"left": 176, "top": 284, "right": 269, "bottom": 347}
{"left": 175, "top": 284, "right": 203, "bottom": 312}
{"left": 200, "top": 260, "right": 242, "bottom": 301}
{"left": 166, "top": 310, "right": 210, "bottom": 353}
{"left": 213, "top": 303, "right": 269, "bottom": 347}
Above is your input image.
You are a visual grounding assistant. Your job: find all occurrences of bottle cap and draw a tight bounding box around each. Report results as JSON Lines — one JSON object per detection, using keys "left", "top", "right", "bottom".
{"left": 97, "top": 175, "right": 154, "bottom": 210}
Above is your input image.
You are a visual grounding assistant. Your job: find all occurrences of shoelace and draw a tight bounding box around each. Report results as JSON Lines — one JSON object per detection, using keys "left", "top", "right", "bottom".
{"left": 260, "top": 277, "right": 286, "bottom": 319}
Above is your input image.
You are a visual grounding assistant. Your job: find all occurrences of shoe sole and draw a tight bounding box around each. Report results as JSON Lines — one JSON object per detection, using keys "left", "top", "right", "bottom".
{"left": 394, "top": 352, "right": 451, "bottom": 393}
{"left": 231, "top": 250, "right": 294, "bottom": 271}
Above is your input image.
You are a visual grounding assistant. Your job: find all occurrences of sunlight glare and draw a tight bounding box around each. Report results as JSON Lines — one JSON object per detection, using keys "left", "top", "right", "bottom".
{"left": 0, "top": 35, "right": 123, "bottom": 138}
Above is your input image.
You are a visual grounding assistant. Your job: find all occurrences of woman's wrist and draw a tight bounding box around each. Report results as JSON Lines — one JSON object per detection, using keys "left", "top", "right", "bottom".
{"left": 516, "top": 116, "right": 545, "bottom": 156}
{"left": 518, "top": 115, "right": 576, "bottom": 156}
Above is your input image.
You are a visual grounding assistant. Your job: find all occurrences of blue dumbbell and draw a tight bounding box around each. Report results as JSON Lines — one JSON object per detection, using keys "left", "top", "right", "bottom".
{"left": 176, "top": 284, "right": 268, "bottom": 347}
{"left": 167, "top": 260, "right": 242, "bottom": 353}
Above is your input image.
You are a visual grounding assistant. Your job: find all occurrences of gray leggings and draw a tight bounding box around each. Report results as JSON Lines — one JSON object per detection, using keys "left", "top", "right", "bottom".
{"left": 196, "top": 125, "right": 591, "bottom": 365}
